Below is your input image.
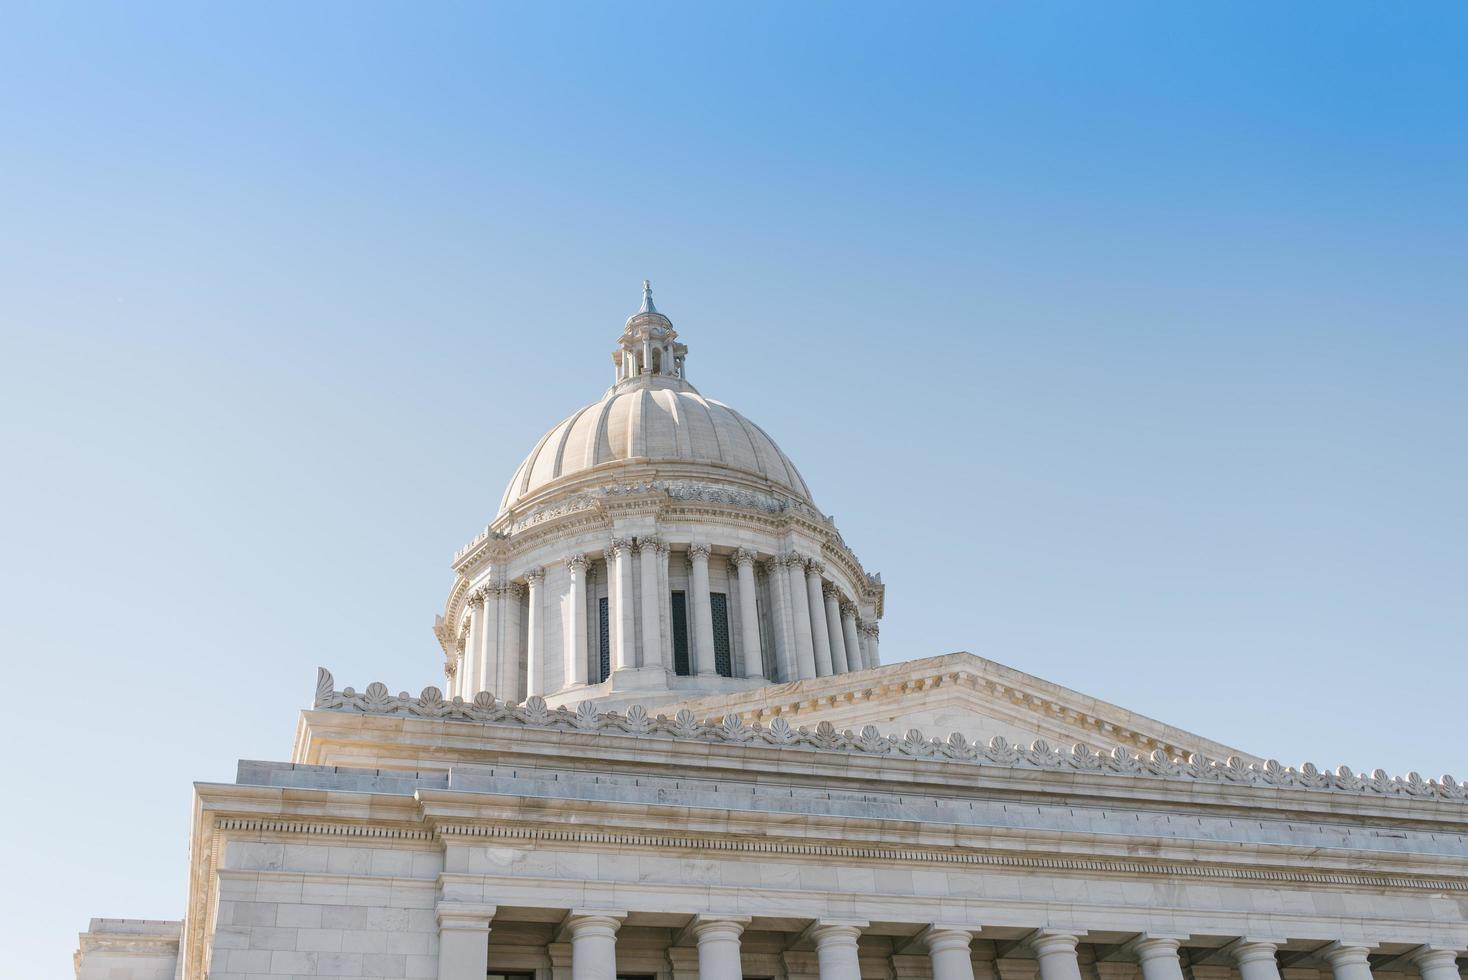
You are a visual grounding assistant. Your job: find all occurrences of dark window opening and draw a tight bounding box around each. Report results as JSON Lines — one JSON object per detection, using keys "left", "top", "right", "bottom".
{"left": 597, "top": 595, "right": 610, "bottom": 682}
{"left": 671, "top": 591, "right": 690, "bottom": 676}
{"left": 710, "top": 591, "right": 732, "bottom": 677}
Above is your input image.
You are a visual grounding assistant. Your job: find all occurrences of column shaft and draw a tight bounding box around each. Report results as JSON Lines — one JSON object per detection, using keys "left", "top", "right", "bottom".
{"left": 823, "top": 584, "right": 849, "bottom": 673}
{"left": 1032, "top": 933, "right": 1084, "bottom": 980}
{"left": 501, "top": 584, "right": 524, "bottom": 701}
{"left": 463, "top": 597, "right": 485, "bottom": 696}
{"left": 805, "top": 562, "right": 834, "bottom": 676}
{"left": 480, "top": 586, "right": 501, "bottom": 698}
{"left": 657, "top": 543, "right": 672, "bottom": 671}
{"left": 525, "top": 571, "right": 545, "bottom": 698}
{"left": 1134, "top": 938, "right": 1186, "bottom": 980}
{"left": 926, "top": 929, "right": 975, "bottom": 980}
{"left": 639, "top": 540, "right": 663, "bottom": 670}
{"left": 840, "top": 605, "right": 862, "bottom": 674}
{"left": 611, "top": 540, "right": 635, "bottom": 670}
{"left": 566, "top": 556, "right": 588, "bottom": 688}
{"left": 689, "top": 545, "right": 717, "bottom": 675}
{"left": 734, "top": 552, "right": 765, "bottom": 678}
{"left": 1325, "top": 947, "right": 1375, "bottom": 980}
{"left": 693, "top": 917, "right": 748, "bottom": 980}
{"left": 785, "top": 555, "right": 818, "bottom": 679}
{"left": 812, "top": 923, "right": 863, "bottom": 980}
{"left": 766, "top": 558, "right": 793, "bottom": 682}
{"left": 567, "top": 913, "right": 623, "bottom": 980}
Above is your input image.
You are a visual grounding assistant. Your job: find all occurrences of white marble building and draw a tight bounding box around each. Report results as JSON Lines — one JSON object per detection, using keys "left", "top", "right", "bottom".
{"left": 77, "top": 287, "right": 1467, "bottom": 980}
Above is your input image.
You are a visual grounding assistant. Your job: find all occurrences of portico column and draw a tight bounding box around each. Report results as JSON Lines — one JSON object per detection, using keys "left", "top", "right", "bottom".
{"left": 501, "top": 582, "right": 524, "bottom": 701}
{"left": 610, "top": 539, "right": 636, "bottom": 670}
{"left": 1131, "top": 937, "right": 1187, "bottom": 980}
{"left": 688, "top": 545, "right": 717, "bottom": 676}
{"left": 784, "top": 554, "right": 818, "bottom": 679}
{"left": 804, "top": 560, "right": 834, "bottom": 676}
{"left": 566, "top": 555, "right": 589, "bottom": 688}
{"left": 765, "top": 557, "right": 793, "bottom": 682}
{"left": 566, "top": 911, "right": 625, "bottom": 980}
{"left": 1323, "top": 945, "right": 1376, "bottom": 980}
{"left": 638, "top": 537, "right": 663, "bottom": 670}
{"left": 435, "top": 903, "right": 496, "bottom": 980}
{"left": 811, "top": 921, "right": 865, "bottom": 980}
{"left": 732, "top": 550, "right": 765, "bottom": 679}
{"left": 823, "top": 583, "right": 849, "bottom": 673}
{"left": 692, "top": 915, "right": 750, "bottom": 980}
{"left": 1411, "top": 949, "right": 1464, "bottom": 980}
{"left": 840, "top": 602, "right": 862, "bottom": 674}
{"left": 463, "top": 592, "right": 485, "bottom": 696}
{"left": 1230, "top": 941, "right": 1282, "bottom": 980}
{"left": 525, "top": 569, "right": 545, "bottom": 698}
{"left": 1030, "top": 931, "right": 1085, "bottom": 980}
{"left": 924, "top": 927, "right": 975, "bottom": 980}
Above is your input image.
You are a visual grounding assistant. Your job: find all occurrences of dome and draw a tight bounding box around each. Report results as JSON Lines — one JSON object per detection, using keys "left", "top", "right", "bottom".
{"left": 498, "top": 377, "right": 813, "bottom": 515}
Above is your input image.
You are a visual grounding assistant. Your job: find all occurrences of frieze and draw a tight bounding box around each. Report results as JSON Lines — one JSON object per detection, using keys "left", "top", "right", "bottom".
{"left": 312, "top": 668, "right": 1467, "bottom": 807}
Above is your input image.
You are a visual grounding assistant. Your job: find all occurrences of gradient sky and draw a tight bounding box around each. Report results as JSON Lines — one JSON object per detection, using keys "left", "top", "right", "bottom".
{"left": 3, "top": 2, "right": 1467, "bottom": 973}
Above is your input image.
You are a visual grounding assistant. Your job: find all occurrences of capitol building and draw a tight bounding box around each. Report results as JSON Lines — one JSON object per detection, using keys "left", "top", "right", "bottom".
{"left": 77, "top": 287, "right": 1467, "bottom": 980}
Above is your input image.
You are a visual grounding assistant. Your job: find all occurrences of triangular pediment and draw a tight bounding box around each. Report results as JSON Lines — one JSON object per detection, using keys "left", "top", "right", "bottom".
{"left": 662, "top": 652, "right": 1254, "bottom": 763}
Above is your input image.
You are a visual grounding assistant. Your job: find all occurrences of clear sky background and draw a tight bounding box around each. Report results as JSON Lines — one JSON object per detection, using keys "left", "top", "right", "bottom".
{"left": 2, "top": 2, "right": 1466, "bottom": 973}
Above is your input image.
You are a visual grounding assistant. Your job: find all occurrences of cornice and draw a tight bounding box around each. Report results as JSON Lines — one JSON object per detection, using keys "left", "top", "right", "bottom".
{"left": 311, "top": 668, "right": 1468, "bottom": 810}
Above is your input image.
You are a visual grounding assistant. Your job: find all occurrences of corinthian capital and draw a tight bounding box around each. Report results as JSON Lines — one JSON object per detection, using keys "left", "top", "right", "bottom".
{"left": 839, "top": 598, "right": 858, "bottom": 617}
{"left": 636, "top": 535, "right": 661, "bottom": 553}
{"left": 782, "top": 551, "right": 809, "bottom": 569}
{"left": 731, "top": 547, "right": 758, "bottom": 568}
{"left": 687, "top": 543, "right": 712, "bottom": 562}
{"left": 466, "top": 587, "right": 487, "bottom": 607}
{"left": 806, "top": 558, "right": 826, "bottom": 576}
{"left": 524, "top": 567, "right": 544, "bottom": 585}
{"left": 608, "top": 537, "right": 634, "bottom": 558}
{"left": 567, "top": 553, "right": 589, "bottom": 572}
{"left": 822, "top": 582, "right": 843, "bottom": 601}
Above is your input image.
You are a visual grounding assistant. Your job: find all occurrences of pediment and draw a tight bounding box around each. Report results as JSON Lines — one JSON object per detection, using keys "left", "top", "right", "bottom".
{"left": 664, "top": 652, "right": 1254, "bottom": 764}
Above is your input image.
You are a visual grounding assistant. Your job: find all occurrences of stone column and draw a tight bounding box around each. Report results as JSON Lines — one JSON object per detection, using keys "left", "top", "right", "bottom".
{"left": 840, "top": 602, "right": 863, "bottom": 675}
{"left": 1411, "top": 949, "right": 1463, "bottom": 980}
{"left": 823, "top": 583, "right": 849, "bottom": 673}
{"left": 567, "top": 911, "right": 625, "bottom": 980}
{"left": 656, "top": 541, "right": 673, "bottom": 670}
{"left": 784, "top": 554, "right": 818, "bottom": 679}
{"left": 525, "top": 569, "right": 545, "bottom": 697}
{"left": 924, "top": 927, "right": 975, "bottom": 980}
{"left": 639, "top": 538, "right": 663, "bottom": 670}
{"left": 1132, "top": 937, "right": 1187, "bottom": 980}
{"left": 859, "top": 620, "right": 880, "bottom": 669}
{"left": 610, "top": 539, "right": 636, "bottom": 671}
{"left": 1030, "top": 931, "right": 1084, "bottom": 980}
{"left": 811, "top": 921, "right": 864, "bottom": 980}
{"left": 1231, "top": 942, "right": 1282, "bottom": 980}
{"left": 501, "top": 582, "right": 525, "bottom": 701}
{"left": 1323, "top": 946, "right": 1375, "bottom": 980}
{"left": 805, "top": 560, "right": 834, "bottom": 676}
{"left": 566, "top": 555, "right": 588, "bottom": 688}
{"left": 435, "top": 903, "right": 496, "bottom": 980}
{"left": 692, "top": 915, "right": 750, "bottom": 980}
{"left": 481, "top": 585, "right": 501, "bottom": 698}
{"left": 765, "top": 557, "right": 793, "bottom": 682}
{"left": 688, "top": 544, "right": 717, "bottom": 676}
{"left": 733, "top": 550, "right": 765, "bottom": 679}
{"left": 463, "top": 593, "right": 485, "bottom": 696}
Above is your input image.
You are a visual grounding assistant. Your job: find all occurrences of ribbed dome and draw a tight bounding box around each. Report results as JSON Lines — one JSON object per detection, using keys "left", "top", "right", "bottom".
{"left": 499, "top": 377, "right": 813, "bottom": 516}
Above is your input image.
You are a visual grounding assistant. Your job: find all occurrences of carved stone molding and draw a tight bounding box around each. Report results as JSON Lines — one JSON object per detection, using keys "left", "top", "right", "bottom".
{"left": 310, "top": 668, "right": 1468, "bottom": 808}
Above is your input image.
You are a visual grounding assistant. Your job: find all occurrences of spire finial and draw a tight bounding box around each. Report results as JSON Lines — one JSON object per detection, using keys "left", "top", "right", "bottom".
{"left": 639, "top": 279, "right": 657, "bottom": 314}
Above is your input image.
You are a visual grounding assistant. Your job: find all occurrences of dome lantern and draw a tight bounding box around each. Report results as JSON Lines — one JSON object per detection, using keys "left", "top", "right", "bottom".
{"left": 613, "top": 280, "right": 687, "bottom": 383}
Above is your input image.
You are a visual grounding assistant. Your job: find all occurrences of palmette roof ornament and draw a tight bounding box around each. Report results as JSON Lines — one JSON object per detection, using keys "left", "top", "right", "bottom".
{"left": 312, "top": 668, "right": 1467, "bottom": 806}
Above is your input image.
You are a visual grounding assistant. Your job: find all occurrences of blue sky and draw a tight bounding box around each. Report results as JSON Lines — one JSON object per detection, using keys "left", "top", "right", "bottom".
{"left": 3, "top": 2, "right": 1466, "bottom": 972}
